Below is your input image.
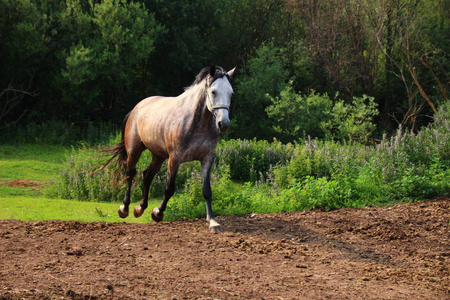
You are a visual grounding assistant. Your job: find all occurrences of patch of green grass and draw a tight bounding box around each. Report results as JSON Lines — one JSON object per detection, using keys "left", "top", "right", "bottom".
{"left": 0, "top": 144, "right": 159, "bottom": 223}
{"left": 0, "top": 144, "right": 69, "bottom": 162}
{"left": 0, "top": 144, "right": 67, "bottom": 199}
{"left": 0, "top": 185, "right": 42, "bottom": 197}
{"left": 0, "top": 160, "right": 61, "bottom": 181}
{"left": 0, "top": 197, "right": 158, "bottom": 223}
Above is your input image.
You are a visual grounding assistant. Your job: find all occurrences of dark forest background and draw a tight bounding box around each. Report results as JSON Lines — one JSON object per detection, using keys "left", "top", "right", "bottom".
{"left": 1, "top": 0, "right": 449, "bottom": 142}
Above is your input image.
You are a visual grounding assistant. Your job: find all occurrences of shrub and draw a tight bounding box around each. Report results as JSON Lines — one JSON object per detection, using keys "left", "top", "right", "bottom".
{"left": 266, "top": 87, "right": 333, "bottom": 140}
{"left": 275, "top": 176, "right": 350, "bottom": 212}
{"left": 216, "top": 139, "right": 294, "bottom": 183}
{"left": 323, "top": 95, "right": 379, "bottom": 142}
{"left": 166, "top": 166, "right": 253, "bottom": 221}
{"left": 49, "top": 102, "right": 449, "bottom": 219}
{"left": 266, "top": 86, "right": 379, "bottom": 142}
{"left": 231, "top": 41, "right": 289, "bottom": 140}
{"left": 48, "top": 136, "right": 201, "bottom": 202}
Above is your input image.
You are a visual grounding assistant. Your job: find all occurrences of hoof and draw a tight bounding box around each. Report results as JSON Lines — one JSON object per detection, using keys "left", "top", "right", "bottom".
{"left": 118, "top": 205, "right": 129, "bottom": 218}
{"left": 151, "top": 207, "right": 164, "bottom": 222}
{"left": 133, "top": 206, "right": 144, "bottom": 218}
{"left": 209, "top": 225, "right": 224, "bottom": 234}
{"left": 209, "top": 219, "right": 223, "bottom": 233}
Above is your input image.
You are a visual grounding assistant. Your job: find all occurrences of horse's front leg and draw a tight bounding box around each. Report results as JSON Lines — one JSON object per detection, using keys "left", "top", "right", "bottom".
{"left": 151, "top": 157, "right": 180, "bottom": 222}
{"left": 201, "top": 154, "right": 223, "bottom": 233}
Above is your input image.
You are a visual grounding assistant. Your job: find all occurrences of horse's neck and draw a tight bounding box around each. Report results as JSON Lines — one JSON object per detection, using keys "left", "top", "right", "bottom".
{"left": 181, "top": 82, "right": 208, "bottom": 114}
{"left": 178, "top": 82, "right": 214, "bottom": 127}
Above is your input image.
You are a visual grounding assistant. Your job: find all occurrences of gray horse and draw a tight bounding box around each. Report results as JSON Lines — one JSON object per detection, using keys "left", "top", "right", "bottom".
{"left": 101, "top": 65, "right": 236, "bottom": 232}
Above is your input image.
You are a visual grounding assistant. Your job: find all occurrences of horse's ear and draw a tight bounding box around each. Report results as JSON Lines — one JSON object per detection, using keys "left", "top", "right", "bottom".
{"left": 209, "top": 65, "right": 216, "bottom": 77}
{"left": 227, "top": 67, "right": 237, "bottom": 79}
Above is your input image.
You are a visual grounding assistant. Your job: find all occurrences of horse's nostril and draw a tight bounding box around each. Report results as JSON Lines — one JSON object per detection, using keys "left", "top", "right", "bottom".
{"left": 218, "top": 121, "right": 222, "bottom": 129}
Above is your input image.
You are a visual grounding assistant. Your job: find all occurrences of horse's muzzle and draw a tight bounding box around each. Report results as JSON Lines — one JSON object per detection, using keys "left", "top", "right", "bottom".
{"left": 214, "top": 108, "right": 230, "bottom": 133}
{"left": 217, "top": 118, "right": 230, "bottom": 133}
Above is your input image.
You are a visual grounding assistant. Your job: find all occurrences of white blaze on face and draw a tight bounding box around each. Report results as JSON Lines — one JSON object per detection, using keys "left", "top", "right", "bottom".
{"left": 208, "top": 76, "right": 233, "bottom": 132}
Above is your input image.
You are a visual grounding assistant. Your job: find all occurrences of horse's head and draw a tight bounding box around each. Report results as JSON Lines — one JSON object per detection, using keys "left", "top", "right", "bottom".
{"left": 205, "top": 65, "right": 236, "bottom": 133}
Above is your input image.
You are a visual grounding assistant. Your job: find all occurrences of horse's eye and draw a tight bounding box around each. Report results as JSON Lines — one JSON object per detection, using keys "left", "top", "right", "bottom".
{"left": 211, "top": 91, "right": 216, "bottom": 96}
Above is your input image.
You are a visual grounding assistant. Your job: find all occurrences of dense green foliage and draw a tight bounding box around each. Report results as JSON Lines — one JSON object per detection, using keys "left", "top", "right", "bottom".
{"left": 266, "top": 85, "right": 379, "bottom": 142}
{"left": 166, "top": 105, "right": 450, "bottom": 219}
{"left": 48, "top": 104, "right": 449, "bottom": 220}
{"left": 2, "top": 0, "right": 449, "bottom": 221}
{"left": 1, "top": 0, "right": 449, "bottom": 140}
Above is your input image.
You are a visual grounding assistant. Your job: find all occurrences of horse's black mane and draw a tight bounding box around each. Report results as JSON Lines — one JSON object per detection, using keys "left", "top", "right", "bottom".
{"left": 184, "top": 66, "right": 229, "bottom": 91}
{"left": 193, "top": 66, "right": 228, "bottom": 86}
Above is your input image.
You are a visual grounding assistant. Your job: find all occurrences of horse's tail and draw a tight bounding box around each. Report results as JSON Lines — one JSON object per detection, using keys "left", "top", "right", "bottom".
{"left": 93, "top": 112, "right": 130, "bottom": 177}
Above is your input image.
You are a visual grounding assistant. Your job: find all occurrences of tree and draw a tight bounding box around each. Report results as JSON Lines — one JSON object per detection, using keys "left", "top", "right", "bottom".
{"left": 0, "top": 0, "right": 48, "bottom": 125}
{"left": 0, "top": 78, "right": 37, "bottom": 129}
{"left": 58, "top": 0, "right": 165, "bottom": 122}
{"left": 369, "top": 0, "right": 449, "bottom": 130}
{"left": 1, "top": 0, "right": 447, "bottom": 137}
{"left": 266, "top": 84, "right": 379, "bottom": 143}
{"left": 0, "top": 0, "right": 164, "bottom": 125}
{"left": 230, "top": 42, "right": 288, "bottom": 140}
{"left": 298, "top": 0, "right": 377, "bottom": 96}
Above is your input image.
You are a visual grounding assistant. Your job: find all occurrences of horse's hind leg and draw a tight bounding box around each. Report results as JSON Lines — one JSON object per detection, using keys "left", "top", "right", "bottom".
{"left": 151, "top": 157, "right": 180, "bottom": 222}
{"left": 118, "top": 167, "right": 136, "bottom": 218}
{"left": 134, "top": 154, "right": 165, "bottom": 218}
{"left": 118, "top": 144, "right": 145, "bottom": 218}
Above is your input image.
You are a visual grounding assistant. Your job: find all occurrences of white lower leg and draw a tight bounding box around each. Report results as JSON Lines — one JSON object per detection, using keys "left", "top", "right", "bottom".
{"left": 209, "top": 218, "right": 223, "bottom": 233}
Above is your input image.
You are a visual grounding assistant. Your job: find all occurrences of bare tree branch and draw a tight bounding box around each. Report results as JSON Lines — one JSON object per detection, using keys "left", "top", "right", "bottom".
{"left": 0, "top": 74, "right": 37, "bottom": 129}
{"left": 419, "top": 55, "right": 449, "bottom": 101}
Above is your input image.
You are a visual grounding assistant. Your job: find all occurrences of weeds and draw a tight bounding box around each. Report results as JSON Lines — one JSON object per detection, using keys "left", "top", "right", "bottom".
{"left": 49, "top": 103, "right": 449, "bottom": 220}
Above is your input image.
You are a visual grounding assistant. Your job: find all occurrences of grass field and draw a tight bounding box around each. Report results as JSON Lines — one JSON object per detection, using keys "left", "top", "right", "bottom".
{"left": 0, "top": 197, "right": 155, "bottom": 223}
{"left": 2, "top": 119, "right": 448, "bottom": 222}
{"left": 0, "top": 144, "right": 157, "bottom": 223}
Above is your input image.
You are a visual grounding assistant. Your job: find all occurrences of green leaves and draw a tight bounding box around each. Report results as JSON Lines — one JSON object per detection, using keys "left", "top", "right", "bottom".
{"left": 266, "top": 85, "right": 379, "bottom": 142}
{"left": 325, "top": 95, "right": 379, "bottom": 142}
{"left": 0, "top": 0, "right": 167, "bottom": 124}
{"left": 62, "top": 44, "right": 94, "bottom": 87}
{"left": 232, "top": 42, "right": 289, "bottom": 140}
{"left": 59, "top": 0, "right": 164, "bottom": 114}
{"left": 266, "top": 87, "right": 333, "bottom": 141}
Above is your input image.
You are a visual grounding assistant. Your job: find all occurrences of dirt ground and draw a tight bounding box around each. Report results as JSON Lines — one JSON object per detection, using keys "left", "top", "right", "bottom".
{"left": 1, "top": 196, "right": 449, "bottom": 300}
